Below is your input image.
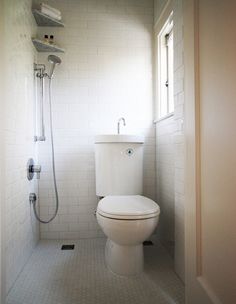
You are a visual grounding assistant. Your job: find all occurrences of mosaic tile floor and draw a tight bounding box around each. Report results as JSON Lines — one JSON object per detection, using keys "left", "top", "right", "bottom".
{"left": 6, "top": 238, "right": 184, "bottom": 304}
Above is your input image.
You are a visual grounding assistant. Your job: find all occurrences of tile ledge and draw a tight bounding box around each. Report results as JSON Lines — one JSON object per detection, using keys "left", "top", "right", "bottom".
{"left": 153, "top": 112, "right": 174, "bottom": 124}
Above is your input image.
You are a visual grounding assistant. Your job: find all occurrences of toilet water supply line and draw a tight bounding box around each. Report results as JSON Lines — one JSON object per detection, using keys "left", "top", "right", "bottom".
{"left": 32, "top": 56, "right": 61, "bottom": 223}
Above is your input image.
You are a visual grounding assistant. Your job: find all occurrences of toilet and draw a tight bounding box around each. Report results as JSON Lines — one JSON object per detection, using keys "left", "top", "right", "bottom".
{"left": 95, "top": 134, "right": 160, "bottom": 276}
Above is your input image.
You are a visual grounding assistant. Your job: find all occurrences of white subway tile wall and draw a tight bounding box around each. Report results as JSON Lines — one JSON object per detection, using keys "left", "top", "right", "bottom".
{"left": 35, "top": 0, "right": 156, "bottom": 239}
{"left": 156, "top": 116, "right": 176, "bottom": 257}
{"left": 154, "top": 0, "right": 185, "bottom": 282}
{"left": 3, "top": 0, "right": 39, "bottom": 293}
{"left": 173, "top": 0, "right": 185, "bottom": 282}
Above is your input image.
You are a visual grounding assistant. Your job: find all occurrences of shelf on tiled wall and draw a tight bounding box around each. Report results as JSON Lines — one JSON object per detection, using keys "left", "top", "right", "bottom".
{"left": 32, "top": 38, "right": 65, "bottom": 53}
{"left": 32, "top": 9, "right": 64, "bottom": 27}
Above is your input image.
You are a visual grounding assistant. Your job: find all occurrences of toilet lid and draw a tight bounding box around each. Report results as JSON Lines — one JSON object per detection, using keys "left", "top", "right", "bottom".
{"left": 97, "top": 195, "right": 160, "bottom": 220}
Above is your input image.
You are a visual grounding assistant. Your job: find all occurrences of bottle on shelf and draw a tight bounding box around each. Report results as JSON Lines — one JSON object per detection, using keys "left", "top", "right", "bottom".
{"left": 49, "top": 35, "right": 54, "bottom": 44}
{"left": 44, "top": 34, "right": 49, "bottom": 43}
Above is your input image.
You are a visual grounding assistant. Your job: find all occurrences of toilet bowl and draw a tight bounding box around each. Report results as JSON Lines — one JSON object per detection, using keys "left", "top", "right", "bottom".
{"left": 95, "top": 134, "right": 161, "bottom": 276}
{"left": 96, "top": 195, "right": 160, "bottom": 276}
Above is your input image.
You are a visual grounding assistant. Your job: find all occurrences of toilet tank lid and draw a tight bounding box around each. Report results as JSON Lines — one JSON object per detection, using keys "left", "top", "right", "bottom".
{"left": 95, "top": 134, "right": 144, "bottom": 144}
{"left": 97, "top": 195, "right": 160, "bottom": 217}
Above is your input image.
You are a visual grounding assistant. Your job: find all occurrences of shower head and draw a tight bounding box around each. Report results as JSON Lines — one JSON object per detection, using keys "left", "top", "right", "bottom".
{"left": 48, "top": 54, "right": 61, "bottom": 65}
{"left": 48, "top": 55, "right": 61, "bottom": 78}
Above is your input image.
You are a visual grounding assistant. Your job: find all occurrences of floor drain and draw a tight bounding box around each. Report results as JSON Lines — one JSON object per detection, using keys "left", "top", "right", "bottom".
{"left": 61, "top": 244, "right": 75, "bottom": 250}
{"left": 143, "top": 241, "right": 153, "bottom": 246}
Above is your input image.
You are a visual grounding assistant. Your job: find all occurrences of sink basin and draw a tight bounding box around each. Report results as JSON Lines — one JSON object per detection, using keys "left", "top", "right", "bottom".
{"left": 95, "top": 134, "right": 144, "bottom": 144}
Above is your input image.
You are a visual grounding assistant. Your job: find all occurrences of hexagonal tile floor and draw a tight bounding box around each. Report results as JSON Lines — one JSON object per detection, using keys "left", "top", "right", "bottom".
{"left": 6, "top": 238, "right": 184, "bottom": 304}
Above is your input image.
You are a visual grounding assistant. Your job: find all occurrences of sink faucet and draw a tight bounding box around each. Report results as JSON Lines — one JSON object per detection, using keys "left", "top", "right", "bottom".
{"left": 117, "top": 117, "right": 126, "bottom": 134}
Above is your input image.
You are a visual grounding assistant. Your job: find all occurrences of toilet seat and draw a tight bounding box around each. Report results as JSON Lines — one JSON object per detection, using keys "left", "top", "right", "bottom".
{"left": 97, "top": 195, "right": 160, "bottom": 220}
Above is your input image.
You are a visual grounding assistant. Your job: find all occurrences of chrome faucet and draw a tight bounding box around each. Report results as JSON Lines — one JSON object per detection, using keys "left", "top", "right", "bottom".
{"left": 117, "top": 117, "right": 126, "bottom": 134}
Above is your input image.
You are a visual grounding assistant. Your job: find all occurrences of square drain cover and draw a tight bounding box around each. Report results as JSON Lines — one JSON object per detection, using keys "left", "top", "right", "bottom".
{"left": 143, "top": 241, "right": 153, "bottom": 246}
{"left": 61, "top": 244, "right": 75, "bottom": 250}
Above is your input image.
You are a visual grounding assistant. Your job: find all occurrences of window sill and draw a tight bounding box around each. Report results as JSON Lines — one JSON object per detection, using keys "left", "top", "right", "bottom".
{"left": 153, "top": 112, "right": 174, "bottom": 124}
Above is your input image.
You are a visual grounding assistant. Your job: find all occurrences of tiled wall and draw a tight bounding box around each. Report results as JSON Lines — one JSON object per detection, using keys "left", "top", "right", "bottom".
{"left": 173, "top": 0, "right": 185, "bottom": 282}
{"left": 154, "top": 0, "right": 185, "bottom": 282}
{"left": 3, "top": 0, "right": 39, "bottom": 293}
{"left": 156, "top": 116, "right": 176, "bottom": 257}
{"left": 34, "top": 0, "right": 156, "bottom": 239}
{"left": 154, "top": 0, "right": 168, "bottom": 22}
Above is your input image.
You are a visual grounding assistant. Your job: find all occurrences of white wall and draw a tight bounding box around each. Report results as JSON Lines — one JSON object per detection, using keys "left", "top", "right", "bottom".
{"left": 156, "top": 116, "right": 175, "bottom": 257}
{"left": 154, "top": 0, "right": 169, "bottom": 23}
{"left": 154, "top": 0, "right": 185, "bottom": 282}
{"left": 184, "top": 1, "right": 236, "bottom": 302}
{"left": 3, "top": 0, "right": 39, "bottom": 293}
{"left": 173, "top": 0, "right": 185, "bottom": 282}
{"left": 34, "top": 0, "right": 156, "bottom": 239}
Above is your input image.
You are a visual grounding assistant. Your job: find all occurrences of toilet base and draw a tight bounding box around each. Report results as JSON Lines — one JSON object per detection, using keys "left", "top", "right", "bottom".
{"left": 105, "top": 239, "right": 143, "bottom": 276}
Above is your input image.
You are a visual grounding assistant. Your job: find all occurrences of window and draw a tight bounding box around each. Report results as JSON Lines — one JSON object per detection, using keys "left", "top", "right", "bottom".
{"left": 157, "top": 13, "right": 174, "bottom": 119}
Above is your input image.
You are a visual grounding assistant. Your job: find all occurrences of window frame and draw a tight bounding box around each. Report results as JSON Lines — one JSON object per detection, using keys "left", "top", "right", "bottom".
{"left": 165, "top": 27, "right": 174, "bottom": 114}
{"left": 154, "top": 2, "right": 174, "bottom": 122}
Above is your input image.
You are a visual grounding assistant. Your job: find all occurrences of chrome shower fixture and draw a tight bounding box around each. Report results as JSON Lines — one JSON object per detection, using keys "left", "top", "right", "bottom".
{"left": 32, "top": 54, "right": 61, "bottom": 223}
{"left": 34, "top": 63, "right": 46, "bottom": 79}
{"left": 48, "top": 55, "right": 61, "bottom": 78}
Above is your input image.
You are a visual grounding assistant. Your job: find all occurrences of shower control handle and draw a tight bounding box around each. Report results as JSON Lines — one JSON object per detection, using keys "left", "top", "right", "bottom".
{"left": 32, "top": 165, "right": 41, "bottom": 179}
{"left": 27, "top": 159, "right": 42, "bottom": 180}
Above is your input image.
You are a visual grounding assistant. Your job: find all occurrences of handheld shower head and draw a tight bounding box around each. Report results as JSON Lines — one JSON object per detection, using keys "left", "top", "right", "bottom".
{"left": 48, "top": 54, "right": 61, "bottom": 65}
{"left": 48, "top": 55, "right": 61, "bottom": 78}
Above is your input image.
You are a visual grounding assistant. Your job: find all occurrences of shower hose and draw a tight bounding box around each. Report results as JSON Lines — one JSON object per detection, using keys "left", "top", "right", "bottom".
{"left": 33, "top": 78, "right": 59, "bottom": 223}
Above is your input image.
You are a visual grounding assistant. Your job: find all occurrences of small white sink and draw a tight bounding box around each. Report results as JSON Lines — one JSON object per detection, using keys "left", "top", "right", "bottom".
{"left": 95, "top": 134, "right": 144, "bottom": 144}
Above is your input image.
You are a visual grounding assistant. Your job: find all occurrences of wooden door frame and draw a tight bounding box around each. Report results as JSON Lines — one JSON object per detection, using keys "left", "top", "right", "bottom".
{"left": 0, "top": 0, "right": 6, "bottom": 302}
{"left": 184, "top": 0, "right": 220, "bottom": 303}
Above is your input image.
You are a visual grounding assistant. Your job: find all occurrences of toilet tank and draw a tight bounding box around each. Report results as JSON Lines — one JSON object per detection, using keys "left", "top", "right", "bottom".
{"left": 95, "top": 135, "right": 144, "bottom": 197}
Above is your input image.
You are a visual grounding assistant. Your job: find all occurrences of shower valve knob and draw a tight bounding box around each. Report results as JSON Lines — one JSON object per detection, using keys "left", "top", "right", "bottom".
{"left": 32, "top": 165, "right": 42, "bottom": 179}
{"left": 27, "top": 159, "right": 42, "bottom": 180}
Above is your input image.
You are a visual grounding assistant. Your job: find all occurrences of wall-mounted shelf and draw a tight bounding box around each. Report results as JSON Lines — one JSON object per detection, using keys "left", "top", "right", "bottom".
{"left": 32, "top": 9, "right": 64, "bottom": 27}
{"left": 32, "top": 38, "right": 65, "bottom": 53}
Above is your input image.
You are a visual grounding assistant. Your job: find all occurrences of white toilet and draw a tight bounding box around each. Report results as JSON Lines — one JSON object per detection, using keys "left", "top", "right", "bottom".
{"left": 95, "top": 134, "right": 160, "bottom": 276}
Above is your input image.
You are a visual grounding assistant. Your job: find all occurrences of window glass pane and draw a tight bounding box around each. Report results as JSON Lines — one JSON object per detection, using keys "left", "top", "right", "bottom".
{"left": 168, "top": 30, "right": 174, "bottom": 113}
{"left": 159, "top": 34, "right": 168, "bottom": 117}
{"left": 157, "top": 14, "right": 173, "bottom": 119}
